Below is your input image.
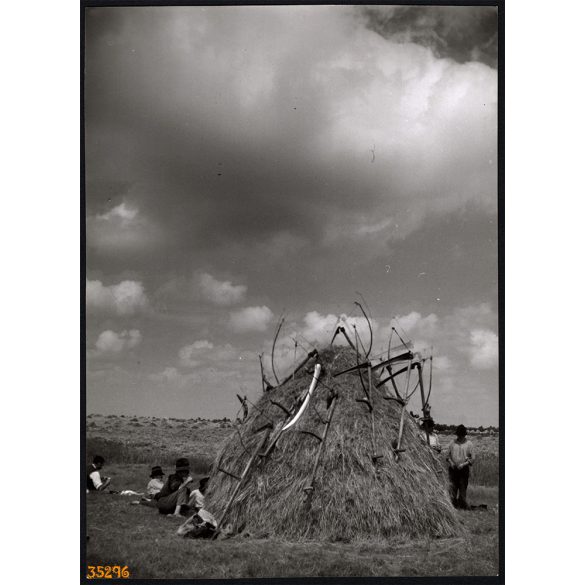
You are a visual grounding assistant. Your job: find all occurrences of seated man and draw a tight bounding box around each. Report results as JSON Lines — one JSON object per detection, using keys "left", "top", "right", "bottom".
{"left": 154, "top": 458, "right": 193, "bottom": 516}
{"left": 189, "top": 476, "right": 210, "bottom": 509}
{"left": 86, "top": 455, "right": 111, "bottom": 492}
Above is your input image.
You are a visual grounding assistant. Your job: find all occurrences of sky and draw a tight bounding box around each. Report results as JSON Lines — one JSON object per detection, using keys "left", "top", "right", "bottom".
{"left": 85, "top": 4, "right": 499, "bottom": 426}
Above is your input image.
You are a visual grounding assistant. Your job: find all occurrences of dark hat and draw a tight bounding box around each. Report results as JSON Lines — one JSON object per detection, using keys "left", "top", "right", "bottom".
{"left": 456, "top": 424, "right": 467, "bottom": 437}
{"left": 150, "top": 466, "right": 165, "bottom": 478}
{"left": 175, "top": 457, "right": 190, "bottom": 472}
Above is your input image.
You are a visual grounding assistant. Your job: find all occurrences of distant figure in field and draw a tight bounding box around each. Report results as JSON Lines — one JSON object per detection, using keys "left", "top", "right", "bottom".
{"left": 419, "top": 418, "right": 442, "bottom": 453}
{"left": 154, "top": 458, "right": 194, "bottom": 516}
{"left": 146, "top": 466, "right": 165, "bottom": 496}
{"left": 86, "top": 455, "right": 111, "bottom": 492}
{"left": 446, "top": 425, "right": 475, "bottom": 509}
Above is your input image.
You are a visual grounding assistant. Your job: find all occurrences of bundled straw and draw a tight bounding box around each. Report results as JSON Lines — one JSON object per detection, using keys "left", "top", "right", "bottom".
{"left": 205, "top": 347, "right": 460, "bottom": 541}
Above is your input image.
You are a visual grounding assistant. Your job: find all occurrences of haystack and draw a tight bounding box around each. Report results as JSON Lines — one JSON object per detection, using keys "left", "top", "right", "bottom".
{"left": 205, "top": 346, "right": 459, "bottom": 541}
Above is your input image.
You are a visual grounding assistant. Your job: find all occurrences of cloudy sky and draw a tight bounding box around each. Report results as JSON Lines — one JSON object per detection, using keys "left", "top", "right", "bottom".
{"left": 85, "top": 5, "right": 499, "bottom": 426}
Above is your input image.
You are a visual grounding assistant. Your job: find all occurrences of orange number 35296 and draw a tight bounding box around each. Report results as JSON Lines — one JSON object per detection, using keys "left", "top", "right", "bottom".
{"left": 87, "top": 565, "right": 130, "bottom": 579}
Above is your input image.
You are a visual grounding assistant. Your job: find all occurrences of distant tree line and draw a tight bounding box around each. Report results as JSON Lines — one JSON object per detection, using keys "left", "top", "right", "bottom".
{"left": 434, "top": 423, "right": 499, "bottom": 433}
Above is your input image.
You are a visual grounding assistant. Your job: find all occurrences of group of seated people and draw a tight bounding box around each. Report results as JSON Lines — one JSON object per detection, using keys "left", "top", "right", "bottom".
{"left": 87, "top": 455, "right": 218, "bottom": 537}
{"left": 141, "top": 458, "right": 210, "bottom": 517}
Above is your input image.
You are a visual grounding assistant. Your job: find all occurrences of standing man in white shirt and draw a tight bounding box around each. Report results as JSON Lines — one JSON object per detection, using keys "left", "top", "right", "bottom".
{"left": 446, "top": 425, "right": 475, "bottom": 509}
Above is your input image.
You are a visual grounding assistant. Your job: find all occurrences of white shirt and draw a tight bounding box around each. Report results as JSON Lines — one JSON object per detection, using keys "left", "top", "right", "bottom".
{"left": 147, "top": 478, "right": 164, "bottom": 496}
{"left": 192, "top": 489, "right": 205, "bottom": 508}
{"left": 89, "top": 469, "right": 102, "bottom": 489}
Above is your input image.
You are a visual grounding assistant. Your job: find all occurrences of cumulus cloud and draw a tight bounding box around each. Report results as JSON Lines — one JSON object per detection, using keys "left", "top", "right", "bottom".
{"left": 229, "top": 306, "right": 274, "bottom": 333}
{"left": 299, "top": 311, "right": 378, "bottom": 349}
{"left": 393, "top": 312, "right": 438, "bottom": 337}
{"left": 178, "top": 339, "right": 214, "bottom": 367}
{"left": 361, "top": 6, "right": 498, "bottom": 68}
{"left": 87, "top": 198, "right": 163, "bottom": 254}
{"left": 148, "top": 366, "right": 181, "bottom": 383}
{"left": 179, "top": 340, "right": 256, "bottom": 367}
{"left": 86, "top": 6, "right": 497, "bottom": 258}
{"left": 97, "top": 202, "right": 138, "bottom": 223}
{"left": 86, "top": 279, "right": 148, "bottom": 315}
{"left": 95, "top": 329, "right": 142, "bottom": 353}
{"left": 199, "top": 273, "right": 247, "bottom": 306}
{"left": 469, "top": 328, "right": 498, "bottom": 369}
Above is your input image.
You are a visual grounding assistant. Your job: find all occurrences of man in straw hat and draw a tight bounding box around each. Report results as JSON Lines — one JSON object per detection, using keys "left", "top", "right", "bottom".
{"left": 446, "top": 424, "right": 475, "bottom": 509}
{"left": 154, "top": 458, "right": 193, "bottom": 516}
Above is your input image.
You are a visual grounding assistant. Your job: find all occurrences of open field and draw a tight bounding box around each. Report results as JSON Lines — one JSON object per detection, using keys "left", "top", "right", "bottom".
{"left": 85, "top": 415, "right": 500, "bottom": 578}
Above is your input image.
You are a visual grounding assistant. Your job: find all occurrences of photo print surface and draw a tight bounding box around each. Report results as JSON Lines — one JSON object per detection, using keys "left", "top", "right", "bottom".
{"left": 84, "top": 3, "right": 501, "bottom": 579}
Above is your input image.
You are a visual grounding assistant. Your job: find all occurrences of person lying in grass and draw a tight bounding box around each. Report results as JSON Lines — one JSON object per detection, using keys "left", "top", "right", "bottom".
{"left": 86, "top": 455, "right": 111, "bottom": 492}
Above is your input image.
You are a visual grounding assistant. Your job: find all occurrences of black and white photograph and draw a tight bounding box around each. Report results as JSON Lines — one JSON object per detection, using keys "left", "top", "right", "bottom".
{"left": 83, "top": 1, "right": 502, "bottom": 579}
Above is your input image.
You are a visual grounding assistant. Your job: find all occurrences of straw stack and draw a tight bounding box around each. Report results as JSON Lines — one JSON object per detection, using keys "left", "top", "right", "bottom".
{"left": 205, "top": 347, "right": 459, "bottom": 541}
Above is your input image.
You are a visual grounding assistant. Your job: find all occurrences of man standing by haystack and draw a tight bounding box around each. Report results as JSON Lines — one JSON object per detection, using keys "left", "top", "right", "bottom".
{"left": 446, "top": 425, "right": 475, "bottom": 509}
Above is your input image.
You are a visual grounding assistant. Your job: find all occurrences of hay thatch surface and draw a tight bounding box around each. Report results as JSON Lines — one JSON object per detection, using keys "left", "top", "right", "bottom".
{"left": 206, "top": 347, "right": 459, "bottom": 541}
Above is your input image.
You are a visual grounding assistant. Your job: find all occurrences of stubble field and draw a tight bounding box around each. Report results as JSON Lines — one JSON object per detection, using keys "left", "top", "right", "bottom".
{"left": 85, "top": 414, "right": 500, "bottom": 578}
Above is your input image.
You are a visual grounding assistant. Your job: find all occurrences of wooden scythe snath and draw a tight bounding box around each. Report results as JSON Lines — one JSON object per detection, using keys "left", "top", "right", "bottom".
{"left": 276, "top": 349, "right": 318, "bottom": 388}
{"left": 212, "top": 427, "right": 272, "bottom": 538}
{"left": 416, "top": 362, "right": 430, "bottom": 446}
{"left": 368, "top": 362, "right": 383, "bottom": 464}
{"left": 375, "top": 364, "right": 411, "bottom": 388}
{"left": 258, "top": 354, "right": 266, "bottom": 392}
{"left": 236, "top": 394, "right": 248, "bottom": 420}
{"left": 303, "top": 389, "right": 339, "bottom": 500}
{"left": 269, "top": 399, "right": 292, "bottom": 417}
{"left": 354, "top": 300, "right": 373, "bottom": 359}
{"left": 330, "top": 326, "right": 356, "bottom": 350}
{"left": 353, "top": 323, "right": 367, "bottom": 357}
{"left": 394, "top": 356, "right": 413, "bottom": 458}
{"left": 271, "top": 317, "right": 285, "bottom": 386}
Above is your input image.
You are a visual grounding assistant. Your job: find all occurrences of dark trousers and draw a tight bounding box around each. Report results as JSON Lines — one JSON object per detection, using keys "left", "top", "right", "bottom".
{"left": 156, "top": 486, "right": 190, "bottom": 515}
{"left": 448, "top": 466, "right": 470, "bottom": 509}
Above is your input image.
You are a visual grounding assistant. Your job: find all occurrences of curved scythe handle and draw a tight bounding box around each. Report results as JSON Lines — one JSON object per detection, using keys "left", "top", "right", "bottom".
{"left": 271, "top": 317, "right": 285, "bottom": 385}
{"left": 282, "top": 364, "right": 322, "bottom": 431}
{"left": 354, "top": 301, "right": 373, "bottom": 359}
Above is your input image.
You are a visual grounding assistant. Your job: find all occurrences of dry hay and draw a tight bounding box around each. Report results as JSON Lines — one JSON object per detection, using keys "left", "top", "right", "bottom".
{"left": 205, "top": 347, "right": 459, "bottom": 541}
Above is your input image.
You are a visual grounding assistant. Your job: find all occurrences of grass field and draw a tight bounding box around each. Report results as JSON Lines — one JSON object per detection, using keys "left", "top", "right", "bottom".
{"left": 85, "top": 415, "right": 500, "bottom": 578}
